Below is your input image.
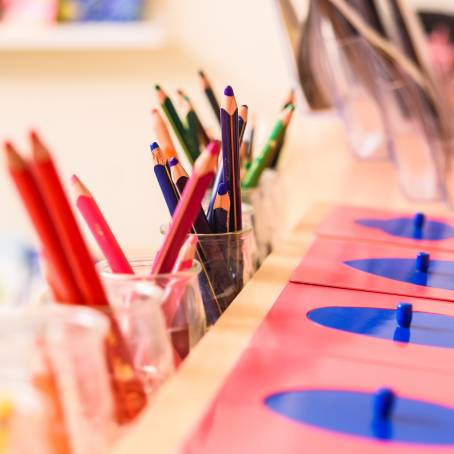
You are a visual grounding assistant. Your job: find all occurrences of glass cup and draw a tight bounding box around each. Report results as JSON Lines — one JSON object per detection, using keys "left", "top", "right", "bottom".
{"left": 378, "top": 74, "right": 448, "bottom": 202}
{"left": 0, "top": 305, "right": 115, "bottom": 454}
{"left": 160, "top": 226, "right": 256, "bottom": 326}
{"left": 98, "top": 257, "right": 205, "bottom": 370}
{"left": 310, "top": 34, "right": 390, "bottom": 160}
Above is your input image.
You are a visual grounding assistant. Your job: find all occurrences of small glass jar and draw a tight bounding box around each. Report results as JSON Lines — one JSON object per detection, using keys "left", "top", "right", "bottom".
{"left": 160, "top": 226, "right": 256, "bottom": 325}
{"left": 0, "top": 305, "right": 115, "bottom": 454}
{"left": 98, "top": 257, "right": 205, "bottom": 369}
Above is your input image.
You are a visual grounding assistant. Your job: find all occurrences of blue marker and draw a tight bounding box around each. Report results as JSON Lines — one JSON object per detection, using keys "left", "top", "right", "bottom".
{"left": 396, "top": 303, "right": 413, "bottom": 328}
{"left": 374, "top": 388, "right": 395, "bottom": 420}
{"left": 415, "top": 252, "right": 430, "bottom": 273}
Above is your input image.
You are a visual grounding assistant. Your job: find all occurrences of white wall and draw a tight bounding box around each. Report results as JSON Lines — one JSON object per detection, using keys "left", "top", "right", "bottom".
{"left": 0, "top": 0, "right": 294, "bottom": 254}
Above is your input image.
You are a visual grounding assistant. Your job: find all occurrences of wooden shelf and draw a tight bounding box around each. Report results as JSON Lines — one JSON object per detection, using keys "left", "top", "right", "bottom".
{"left": 0, "top": 22, "right": 165, "bottom": 51}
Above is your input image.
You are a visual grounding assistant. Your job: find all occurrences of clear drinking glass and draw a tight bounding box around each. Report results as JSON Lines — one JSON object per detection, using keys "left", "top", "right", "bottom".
{"left": 312, "top": 35, "right": 390, "bottom": 160}
{"left": 98, "top": 257, "right": 205, "bottom": 370}
{"left": 379, "top": 74, "right": 448, "bottom": 202}
{"left": 0, "top": 305, "right": 115, "bottom": 454}
{"left": 160, "top": 226, "right": 256, "bottom": 326}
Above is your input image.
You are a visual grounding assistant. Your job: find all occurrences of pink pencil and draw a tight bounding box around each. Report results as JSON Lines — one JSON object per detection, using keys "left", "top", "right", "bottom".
{"left": 71, "top": 175, "right": 133, "bottom": 274}
{"left": 152, "top": 141, "right": 220, "bottom": 274}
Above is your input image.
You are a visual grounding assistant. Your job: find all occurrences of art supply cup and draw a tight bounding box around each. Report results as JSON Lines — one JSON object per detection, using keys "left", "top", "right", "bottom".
{"left": 0, "top": 305, "right": 115, "bottom": 454}
{"left": 202, "top": 194, "right": 260, "bottom": 268}
{"left": 161, "top": 225, "right": 256, "bottom": 325}
{"left": 311, "top": 35, "right": 390, "bottom": 160}
{"left": 98, "top": 256, "right": 205, "bottom": 369}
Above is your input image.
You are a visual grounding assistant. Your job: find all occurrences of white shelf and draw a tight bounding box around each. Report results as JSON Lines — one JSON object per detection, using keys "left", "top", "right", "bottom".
{"left": 0, "top": 22, "right": 165, "bottom": 51}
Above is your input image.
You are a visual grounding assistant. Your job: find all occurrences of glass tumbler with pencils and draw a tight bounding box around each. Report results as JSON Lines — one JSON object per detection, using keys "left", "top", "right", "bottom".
{"left": 98, "top": 254, "right": 206, "bottom": 370}
{"left": 0, "top": 305, "right": 115, "bottom": 454}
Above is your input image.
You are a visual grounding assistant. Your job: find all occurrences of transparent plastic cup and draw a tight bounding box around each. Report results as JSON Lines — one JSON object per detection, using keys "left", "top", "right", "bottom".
{"left": 98, "top": 257, "right": 205, "bottom": 369}
{"left": 0, "top": 305, "right": 115, "bottom": 454}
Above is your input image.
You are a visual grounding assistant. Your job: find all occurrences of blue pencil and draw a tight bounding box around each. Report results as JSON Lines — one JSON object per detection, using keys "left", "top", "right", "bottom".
{"left": 220, "top": 86, "right": 242, "bottom": 232}
{"left": 150, "top": 142, "right": 179, "bottom": 215}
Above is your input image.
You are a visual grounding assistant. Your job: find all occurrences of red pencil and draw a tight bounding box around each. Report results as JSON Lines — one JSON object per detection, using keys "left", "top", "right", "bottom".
{"left": 71, "top": 175, "right": 133, "bottom": 275}
{"left": 27, "top": 132, "right": 147, "bottom": 423}
{"left": 172, "top": 234, "right": 198, "bottom": 272}
{"left": 152, "top": 141, "right": 220, "bottom": 274}
{"left": 29, "top": 131, "right": 107, "bottom": 307}
{"left": 3, "top": 141, "right": 83, "bottom": 304}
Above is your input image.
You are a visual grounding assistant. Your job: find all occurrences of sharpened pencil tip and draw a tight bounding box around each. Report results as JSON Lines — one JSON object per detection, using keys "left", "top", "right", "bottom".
{"left": 224, "top": 86, "right": 234, "bottom": 96}
{"left": 218, "top": 182, "right": 228, "bottom": 195}
{"left": 150, "top": 142, "right": 160, "bottom": 152}
{"left": 154, "top": 84, "right": 161, "bottom": 91}
{"left": 176, "top": 89, "right": 184, "bottom": 96}
{"left": 70, "top": 174, "right": 79, "bottom": 185}
{"left": 151, "top": 108, "right": 159, "bottom": 114}
{"left": 168, "top": 157, "right": 179, "bottom": 167}
{"left": 198, "top": 69, "right": 205, "bottom": 77}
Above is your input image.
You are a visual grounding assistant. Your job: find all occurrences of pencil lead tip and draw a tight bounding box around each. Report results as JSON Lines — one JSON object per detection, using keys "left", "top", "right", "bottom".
{"left": 151, "top": 107, "right": 159, "bottom": 114}
{"left": 198, "top": 69, "right": 205, "bottom": 77}
{"left": 168, "top": 157, "right": 179, "bottom": 167}
{"left": 218, "top": 182, "right": 228, "bottom": 195}
{"left": 176, "top": 89, "right": 184, "bottom": 96}
{"left": 154, "top": 84, "right": 161, "bottom": 91}
{"left": 224, "top": 85, "right": 234, "bottom": 97}
{"left": 70, "top": 174, "right": 79, "bottom": 185}
{"left": 150, "top": 141, "right": 160, "bottom": 152}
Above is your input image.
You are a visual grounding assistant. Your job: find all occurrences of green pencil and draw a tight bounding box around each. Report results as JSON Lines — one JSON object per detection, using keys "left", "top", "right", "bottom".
{"left": 155, "top": 85, "right": 198, "bottom": 164}
{"left": 241, "top": 104, "right": 295, "bottom": 188}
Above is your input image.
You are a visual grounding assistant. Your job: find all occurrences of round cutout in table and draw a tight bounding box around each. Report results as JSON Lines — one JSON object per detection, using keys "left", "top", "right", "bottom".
{"left": 307, "top": 306, "right": 454, "bottom": 348}
{"left": 344, "top": 258, "right": 454, "bottom": 291}
{"left": 265, "top": 389, "right": 454, "bottom": 445}
{"left": 355, "top": 218, "right": 454, "bottom": 240}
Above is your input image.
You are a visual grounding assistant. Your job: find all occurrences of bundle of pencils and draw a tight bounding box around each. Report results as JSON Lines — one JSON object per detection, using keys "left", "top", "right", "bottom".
{"left": 3, "top": 132, "right": 147, "bottom": 425}
{"left": 149, "top": 71, "right": 296, "bottom": 323}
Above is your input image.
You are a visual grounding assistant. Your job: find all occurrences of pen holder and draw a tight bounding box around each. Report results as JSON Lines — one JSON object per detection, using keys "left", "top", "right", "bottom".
{"left": 160, "top": 226, "right": 256, "bottom": 326}
{"left": 0, "top": 305, "right": 115, "bottom": 454}
{"left": 98, "top": 257, "right": 205, "bottom": 369}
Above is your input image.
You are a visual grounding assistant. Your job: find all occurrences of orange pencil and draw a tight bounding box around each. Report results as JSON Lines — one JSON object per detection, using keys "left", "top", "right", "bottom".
{"left": 71, "top": 175, "right": 133, "bottom": 275}
{"left": 3, "top": 142, "right": 82, "bottom": 304}
{"left": 150, "top": 108, "right": 178, "bottom": 162}
{"left": 152, "top": 141, "right": 220, "bottom": 274}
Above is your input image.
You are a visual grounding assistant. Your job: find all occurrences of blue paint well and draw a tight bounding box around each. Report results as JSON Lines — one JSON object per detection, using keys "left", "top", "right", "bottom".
{"left": 355, "top": 217, "right": 454, "bottom": 240}
{"left": 344, "top": 257, "right": 454, "bottom": 291}
{"left": 307, "top": 306, "right": 454, "bottom": 348}
{"left": 265, "top": 389, "right": 454, "bottom": 445}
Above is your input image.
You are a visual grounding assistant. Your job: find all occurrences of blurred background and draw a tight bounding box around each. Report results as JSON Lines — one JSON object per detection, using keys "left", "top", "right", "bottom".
{"left": 0, "top": 0, "right": 453, "bottom": 254}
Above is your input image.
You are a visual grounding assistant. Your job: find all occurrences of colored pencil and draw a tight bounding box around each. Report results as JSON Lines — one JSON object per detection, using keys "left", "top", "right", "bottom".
{"left": 3, "top": 141, "right": 83, "bottom": 304}
{"left": 238, "top": 105, "right": 248, "bottom": 146}
{"left": 25, "top": 132, "right": 147, "bottom": 423}
{"left": 71, "top": 175, "right": 133, "bottom": 275}
{"left": 150, "top": 142, "right": 180, "bottom": 215}
{"left": 29, "top": 131, "right": 108, "bottom": 307}
{"left": 242, "top": 104, "right": 295, "bottom": 188}
{"left": 168, "top": 157, "right": 212, "bottom": 234}
{"left": 155, "top": 85, "right": 198, "bottom": 164}
{"left": 177, "top": 89, "right": 210, "bottom": 153}
{"left": 271, "top": 90, "right": 296, "bottom": 168}
{"left": 210, "top": 182, "right": 230, "bottom": 233}
{"left": 172, "top": 234, "right": 198, "bottom": 272}
{"left": 206, "top": 151, "right": 223, "bottom": 223}
{"left": 220, "top": 86, "right": 242, "bottom": 232}
{"left": 198, "top": 69, "right": 221, "bottom": 124}
{"left": 151, "top": 141, "right": 220, "bottom": 274}
{"left": 150, "top": 108, "right": 178, "bottom": 162}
